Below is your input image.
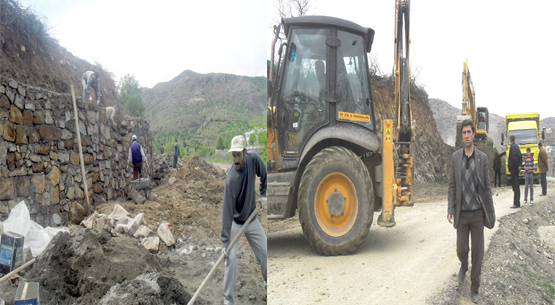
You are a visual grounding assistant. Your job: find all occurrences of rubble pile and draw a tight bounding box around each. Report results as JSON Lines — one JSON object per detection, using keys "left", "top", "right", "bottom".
{"left": 26, "top": 228, "right": 193, "bottom": 305}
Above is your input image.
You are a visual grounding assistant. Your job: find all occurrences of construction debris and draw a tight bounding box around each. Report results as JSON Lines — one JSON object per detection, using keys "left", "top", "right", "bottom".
{"left": 157, "top": 221, "right": 175, "bottom": 247}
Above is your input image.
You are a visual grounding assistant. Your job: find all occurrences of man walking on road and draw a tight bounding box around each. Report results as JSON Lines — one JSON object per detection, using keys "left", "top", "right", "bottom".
{"left": 128, "top": 135, "right": 147, "bottom": 181}
{"left": 448, "top": 119, "right": 496, "bottom": 304}
{"left": 172, "top": 139, "right": 179, "bottom": 168}
{"left": 508, "top": 135, "right": 523, "bottom": 208}
{"left": 221, "top": 135, "right": 267, "bottom": 305}
{"left": 538, "top": 141, "right": 548, "bottom": 196}
{"left": 493, "top": 150, "right": 506, "bottom": 187}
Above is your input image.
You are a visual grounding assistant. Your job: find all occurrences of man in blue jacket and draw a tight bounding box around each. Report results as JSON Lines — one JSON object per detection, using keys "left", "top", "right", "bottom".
{"left": 508, "top": 135, "right": 523, "bottom": 208}
{"left": 221, "top": 135, "right": 267, "bottom": 305}
{"left": 127, "top": 135, "right": 147, "bottom": 180}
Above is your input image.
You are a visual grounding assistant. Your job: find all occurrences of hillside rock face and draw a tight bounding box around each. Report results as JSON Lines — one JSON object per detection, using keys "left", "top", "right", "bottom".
{"left": 142, "top": 70, "right": 266, "bottom": 132}
{"left": 372, "top": 77, "right": 453, "bottom": 184}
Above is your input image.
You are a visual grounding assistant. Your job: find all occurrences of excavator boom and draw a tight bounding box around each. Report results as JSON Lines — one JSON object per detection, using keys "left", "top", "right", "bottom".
{"left": 456, "top": 59, "right": 489, "bottom": 147}
{"left": 378, "top": 0, "right": 414, "bottom": 227}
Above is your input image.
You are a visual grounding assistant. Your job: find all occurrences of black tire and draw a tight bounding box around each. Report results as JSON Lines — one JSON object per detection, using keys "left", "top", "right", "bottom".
{"left": 298, "top": 146, "right": 374, "bottom": 255}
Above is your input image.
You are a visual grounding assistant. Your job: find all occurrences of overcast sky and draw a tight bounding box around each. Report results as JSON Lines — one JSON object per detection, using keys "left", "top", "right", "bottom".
{"left": 21, "top": 0, "right": 267, "bottom": 89}
{"left": 268, "top": 0, "right": 555, "bottom": 120}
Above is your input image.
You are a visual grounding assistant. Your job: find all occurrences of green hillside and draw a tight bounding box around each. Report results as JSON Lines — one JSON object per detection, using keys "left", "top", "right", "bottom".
{"left": 142, "top": 70, "right": 266, "bottom": 161}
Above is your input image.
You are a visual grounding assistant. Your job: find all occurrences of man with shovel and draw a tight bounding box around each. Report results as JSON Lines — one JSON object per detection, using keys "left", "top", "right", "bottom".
{"left": 221, "top": 135, "right": 267, "bottom": 305}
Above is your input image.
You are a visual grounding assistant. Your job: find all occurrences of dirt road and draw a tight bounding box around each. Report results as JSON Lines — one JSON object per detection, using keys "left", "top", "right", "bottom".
{"left": 267, "top": 181, "right": 551, "bottom": 304}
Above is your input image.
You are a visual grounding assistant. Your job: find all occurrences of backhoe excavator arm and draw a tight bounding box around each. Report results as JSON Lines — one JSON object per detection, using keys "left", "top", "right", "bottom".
{"left": 379, "top": 0, "right": 414, "bottom": 227}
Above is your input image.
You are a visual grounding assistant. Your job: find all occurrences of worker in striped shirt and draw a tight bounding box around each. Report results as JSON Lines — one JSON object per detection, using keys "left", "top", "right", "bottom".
{"left": 523, "top": 147, "right": 535, "bottom": 204}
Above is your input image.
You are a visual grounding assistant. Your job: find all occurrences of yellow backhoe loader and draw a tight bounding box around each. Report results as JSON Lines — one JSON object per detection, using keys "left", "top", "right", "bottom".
{"left": 456, "top": 59, "right": 489, "bottom": 147}
{"left": 266, "top": 0, "right": 414, "bottom": 255}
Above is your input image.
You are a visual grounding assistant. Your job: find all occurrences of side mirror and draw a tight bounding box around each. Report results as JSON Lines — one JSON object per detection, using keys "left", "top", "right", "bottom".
{"left": 267, "top": 80, "right": 274, "bottom": 97}
{"left": 500, "top": 133, "right": 504, "bottom": 146}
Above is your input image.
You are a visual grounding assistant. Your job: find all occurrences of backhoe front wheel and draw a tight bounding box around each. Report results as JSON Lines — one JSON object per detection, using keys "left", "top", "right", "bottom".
{"left": 298, "top": 146, "right": 374, "bottom": 255}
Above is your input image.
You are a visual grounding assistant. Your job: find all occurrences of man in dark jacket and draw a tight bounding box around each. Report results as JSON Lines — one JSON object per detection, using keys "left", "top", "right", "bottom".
{"left": 221, "top": 135, "right": 267, "bottom": 305}
{"left": 493, "top": 150, "right": 506, "bottom": 187}
{"left": 448, "top": 119, "right": 496, "bottom": 304}
{"left": 538, "top": 141, "right": 548, "bottom": 196}
{"left": 172, "top": 139, "right": 179, "bottom": 168}
{"left": 508, "top": 135, "right": 523, "bottom": 208}
{"left": 127, "top": 135, "right": 147, "bottom": 180}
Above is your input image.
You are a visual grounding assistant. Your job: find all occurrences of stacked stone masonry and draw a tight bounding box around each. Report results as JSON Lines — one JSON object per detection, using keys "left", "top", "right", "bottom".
{"left": 0, "top": 76, "right": 153, "bottom": 227}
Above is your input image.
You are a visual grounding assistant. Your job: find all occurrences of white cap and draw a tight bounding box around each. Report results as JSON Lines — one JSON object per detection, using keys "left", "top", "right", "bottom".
{"left": 228, "top": 135, "right": 246, "bottom": 152}
{"left": 132, "top": 135, "right": 137, "bottom": 140}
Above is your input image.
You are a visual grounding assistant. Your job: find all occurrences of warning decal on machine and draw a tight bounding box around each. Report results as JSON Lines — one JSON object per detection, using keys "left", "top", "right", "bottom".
{"left": 338, "top": 111, "right": 371, "bottom": 123}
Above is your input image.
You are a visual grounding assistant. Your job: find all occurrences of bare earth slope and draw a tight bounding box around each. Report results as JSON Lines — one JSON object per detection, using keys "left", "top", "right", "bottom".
{"left": 0, "top": 1, "right": 118, "bottom": 106}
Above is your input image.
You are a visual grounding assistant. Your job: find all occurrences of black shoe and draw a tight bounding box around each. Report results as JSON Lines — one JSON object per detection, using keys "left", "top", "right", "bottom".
{"left": 472, "top": 292, "right": 479, "bottom": 303}
{"left": 458, "top": 268, "right": 466, "bottom": 283}
{"left": 510, "top": 205, "right": 520, "bottom": 209}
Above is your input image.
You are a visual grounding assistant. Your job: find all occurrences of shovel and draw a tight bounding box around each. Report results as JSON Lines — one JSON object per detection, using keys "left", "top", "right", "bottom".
{"left": 188, "top": 205, "right": 261, "bottom": 305}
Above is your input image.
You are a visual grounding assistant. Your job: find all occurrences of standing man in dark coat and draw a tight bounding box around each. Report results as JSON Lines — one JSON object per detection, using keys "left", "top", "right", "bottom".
{"left": 493, "top": 150, "right": 506, "bottom": 187}
{"left": 538, "top": 141, "right": 548, "bottom": 196}
{"left": 172, "top": 139, "right": 180, "bottom": 168}
{"left": 448, "top": 119, "right": 496, "bottom": 304}
{"left": 508, "top": 135, "right": 523, "bottom": 208}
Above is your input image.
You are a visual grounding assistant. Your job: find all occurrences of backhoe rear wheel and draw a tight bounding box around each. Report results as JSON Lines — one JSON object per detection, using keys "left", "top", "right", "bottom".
{"left": 298, "top": 146, "right": 374, "bottom": 255}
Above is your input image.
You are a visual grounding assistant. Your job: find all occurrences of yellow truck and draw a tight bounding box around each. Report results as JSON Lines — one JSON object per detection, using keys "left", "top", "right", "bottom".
{"left": 503, "top": 112, "right": 544, "bottom": 183}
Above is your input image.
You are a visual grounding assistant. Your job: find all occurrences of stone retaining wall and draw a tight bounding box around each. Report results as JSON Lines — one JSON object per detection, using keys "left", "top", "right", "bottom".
{"left": 0, "top": 76, "right": 153, "bottom": 227}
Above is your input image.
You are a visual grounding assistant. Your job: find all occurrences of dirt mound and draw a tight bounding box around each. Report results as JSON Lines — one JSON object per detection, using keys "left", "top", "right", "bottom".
{"left": 27, "top": 228, "right": 192, "bottom": 305}
{"left": 98, "top": 157, "right": 227, "bottom": 248}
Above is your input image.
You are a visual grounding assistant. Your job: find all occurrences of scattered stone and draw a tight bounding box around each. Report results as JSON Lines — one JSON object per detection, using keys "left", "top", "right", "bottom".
{"left": 70, "top": 202, "right": 86, "bottom": 224}
{"left": 142, "top": 236, "right": 160, "bottom": 253}
{"left": 128, "top": 188, "right": 146, "bottom": 205}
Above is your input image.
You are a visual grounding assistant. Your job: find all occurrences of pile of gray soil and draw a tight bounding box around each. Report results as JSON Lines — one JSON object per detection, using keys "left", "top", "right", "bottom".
{"left": 26, "top": 228, "right": 197, "bottom": 305}
{"left": 431, "top": 199, "right": 555, "bottom": 304}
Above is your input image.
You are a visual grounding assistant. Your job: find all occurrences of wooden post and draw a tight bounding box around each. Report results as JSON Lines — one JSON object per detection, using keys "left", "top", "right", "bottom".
{"left": 70, "top": 85, "right": 90, "bottom": 215}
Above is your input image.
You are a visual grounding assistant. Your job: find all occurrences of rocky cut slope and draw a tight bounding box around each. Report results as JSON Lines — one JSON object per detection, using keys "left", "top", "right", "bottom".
{"left": 371, "top": 77, "right": 454, "bottom": 184}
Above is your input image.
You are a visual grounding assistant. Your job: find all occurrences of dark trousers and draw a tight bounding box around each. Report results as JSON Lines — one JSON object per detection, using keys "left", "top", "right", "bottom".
{"left": 173, "top": 155, "right": 178, "bottom": 168}
{"left": 541, "top": 172, "right": 547, "bottom": 195}
{"left": 494, "top": 169, "right": 501, "bottom": 187}
{"left": 511, "top": 171, "right": 520, "bottom": 206}
{"left": 133, "top": 162, "right": 143, "bottom": 180}
{"left": 457, "top": 209, "right": 485, "bottom": 294}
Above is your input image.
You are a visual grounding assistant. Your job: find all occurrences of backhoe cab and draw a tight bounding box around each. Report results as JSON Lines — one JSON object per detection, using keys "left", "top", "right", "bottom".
{"left": 267, "top": 1, "right": 413, "bottom": 256}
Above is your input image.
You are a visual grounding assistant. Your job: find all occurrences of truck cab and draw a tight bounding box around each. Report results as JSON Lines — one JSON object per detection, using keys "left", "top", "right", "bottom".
{"left": 504, "top": 112, "right": 542, "bottom": 182}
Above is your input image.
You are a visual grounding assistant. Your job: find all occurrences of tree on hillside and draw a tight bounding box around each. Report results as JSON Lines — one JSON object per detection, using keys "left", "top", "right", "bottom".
{"left": 249, "top": 116, "right": 267, "bottom": 161}
{"left": 118, "top": 74, "right": 145, "bottom": 117}
{"left": 216, "top": 135, "right": 224, "bottom": 150}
